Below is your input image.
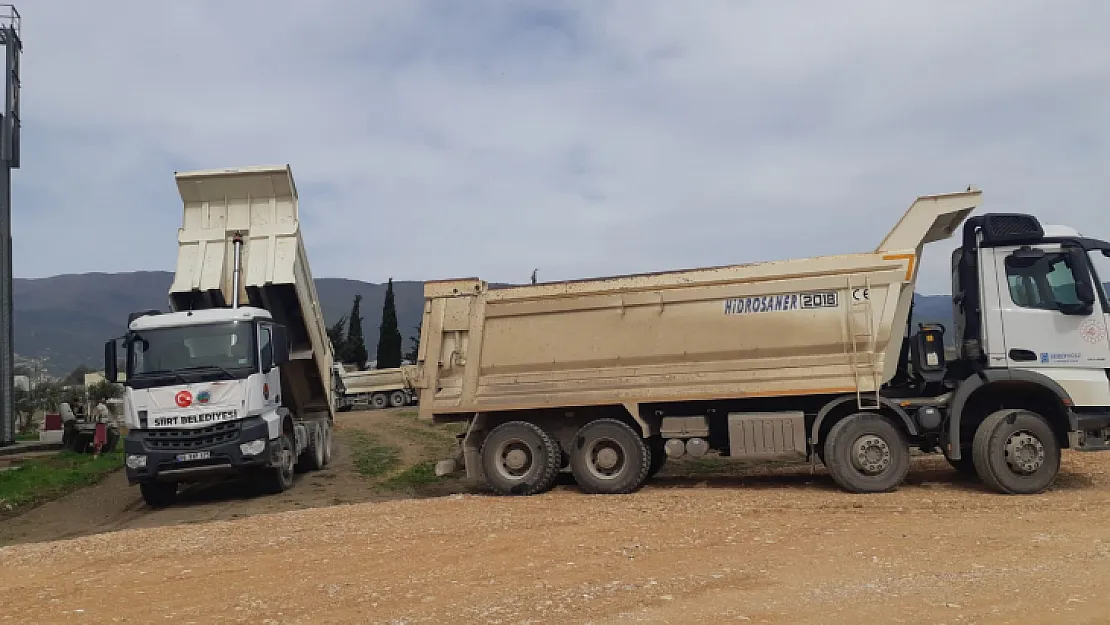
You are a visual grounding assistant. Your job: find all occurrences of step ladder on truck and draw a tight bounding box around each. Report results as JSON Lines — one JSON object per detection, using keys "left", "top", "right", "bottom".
{"left": 104, "top": 164, "right": 336, "bottom": 507}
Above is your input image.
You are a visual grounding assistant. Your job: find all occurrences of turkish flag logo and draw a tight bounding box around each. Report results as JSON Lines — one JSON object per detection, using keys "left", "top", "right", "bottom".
{"left": 175, "top": 390, "right": 193, "bottom": 408}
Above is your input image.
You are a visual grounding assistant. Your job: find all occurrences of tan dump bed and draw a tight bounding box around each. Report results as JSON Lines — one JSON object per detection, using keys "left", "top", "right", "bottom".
{"left": 169, "top": 165, "right": 335, "bottom": 421}
{"left": 338, "top": 365, "right": 417, "bottom": 394}
{"left": 415, "top": 190, "right": 981, "bottom": 419}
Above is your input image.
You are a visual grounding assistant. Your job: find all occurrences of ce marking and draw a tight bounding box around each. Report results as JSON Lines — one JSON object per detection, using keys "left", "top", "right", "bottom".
{"left": 852, "top": 288, "right": 870, "bottom": 302}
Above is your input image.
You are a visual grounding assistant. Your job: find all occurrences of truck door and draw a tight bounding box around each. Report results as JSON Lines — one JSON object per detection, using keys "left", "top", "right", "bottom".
{"left": 258, "top": 324, "right": 282, "bottom": 410}
{"left": 994, "top": 245, "right": 1110, "bottom": 405}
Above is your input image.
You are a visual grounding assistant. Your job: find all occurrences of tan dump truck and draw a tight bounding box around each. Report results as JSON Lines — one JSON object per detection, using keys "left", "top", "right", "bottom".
{"left": 333, "top": 363, "right": 417, "bottom": 410}
{"left": 415, "top": 189, "right": 1110, "bottom": 496}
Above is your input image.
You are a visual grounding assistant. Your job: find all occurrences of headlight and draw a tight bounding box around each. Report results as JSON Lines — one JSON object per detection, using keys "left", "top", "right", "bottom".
{"left": 126, "top": 454, "right": 147, "bottom": 469}
{"left": 239, "top": 439, "right": 267, "bottom": 456}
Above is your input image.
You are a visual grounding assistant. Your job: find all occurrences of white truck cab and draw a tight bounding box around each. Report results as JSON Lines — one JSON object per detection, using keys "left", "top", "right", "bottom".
{"left": 935, "top": 212, "right": 1110, "bottom": 489}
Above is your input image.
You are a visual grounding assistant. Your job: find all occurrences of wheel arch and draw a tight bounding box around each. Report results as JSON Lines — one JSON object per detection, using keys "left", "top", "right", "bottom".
{"left": 811, "top": 395, "right": 917, "bottom": 451}
{"left": 946, "top": 369, "right": 1075, "bottom": 460}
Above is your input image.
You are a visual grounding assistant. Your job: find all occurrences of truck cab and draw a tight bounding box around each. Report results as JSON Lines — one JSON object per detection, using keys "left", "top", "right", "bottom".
{"left": 105, "top": 306, "right": 307, "bottom": 505}
{"left": 937, "top": 213, "right": 1110, "bottom": 485}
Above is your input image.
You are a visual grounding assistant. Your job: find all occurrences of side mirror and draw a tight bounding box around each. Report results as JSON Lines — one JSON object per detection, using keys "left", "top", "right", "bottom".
{"left": 272, "top": 325, "right": 290, "bottom": 366}
{"left": 1060, "top": 247, "right": 1097, "bottom": 316}
{"left": 104, "top": 339, "right": 118, "bottom": 383}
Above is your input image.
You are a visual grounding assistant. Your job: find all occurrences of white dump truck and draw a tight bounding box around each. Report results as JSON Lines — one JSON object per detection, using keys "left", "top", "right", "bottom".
{"left": 104, "top": 165, "right": 335, "bottom": 507}
{"left": 333, "top": 363, "right": 418, "bottom": 411}
{"left": 417, "top": 189, "right": 1110, "bottom": 496}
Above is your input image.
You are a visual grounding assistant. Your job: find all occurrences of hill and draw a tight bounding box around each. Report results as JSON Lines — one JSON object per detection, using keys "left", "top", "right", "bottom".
{"left": 12, "top": 271, "right": 957, "bottom": 377}
{"left": 13, "top": 272, "right": 427, "bottom": 376}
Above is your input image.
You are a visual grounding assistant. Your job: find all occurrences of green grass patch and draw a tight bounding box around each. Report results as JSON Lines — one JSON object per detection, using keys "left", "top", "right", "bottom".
{"left": 14, "top": 432, "right": 38, "bottom": 442}
{"left": 381, "top": 461, "right": 445, "bottom": 491}
{"left": 343, "top": 431, "right": 401, "bottom": 478}
{"left": 393, "top": 423, "right": 455, "bottom": 447}
{"left": 0, "top": 450, "right": 123, "bottom": 514}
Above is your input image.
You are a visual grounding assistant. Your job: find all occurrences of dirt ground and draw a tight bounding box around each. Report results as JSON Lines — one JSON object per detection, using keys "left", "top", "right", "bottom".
{"left": 3, "top": 413, "right": 1110, "bottom": 624}
{"left": 0, "top": 408, "right": 460, "bottom": 546}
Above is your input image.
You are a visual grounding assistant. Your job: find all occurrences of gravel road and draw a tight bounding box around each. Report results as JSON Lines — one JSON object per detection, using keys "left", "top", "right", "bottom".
{"left": 3, "top": 445, "right": 1110, "bottom": 624}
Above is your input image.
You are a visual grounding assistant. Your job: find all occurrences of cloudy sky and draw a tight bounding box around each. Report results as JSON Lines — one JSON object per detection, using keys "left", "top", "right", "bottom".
{"left": 11, "top": 0, "right": 1110, "bottom": 293}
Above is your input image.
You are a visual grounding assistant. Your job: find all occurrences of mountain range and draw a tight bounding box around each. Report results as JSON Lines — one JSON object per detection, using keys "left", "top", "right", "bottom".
{"left": 12, "top": 271, "right": 955, "bottom": 377}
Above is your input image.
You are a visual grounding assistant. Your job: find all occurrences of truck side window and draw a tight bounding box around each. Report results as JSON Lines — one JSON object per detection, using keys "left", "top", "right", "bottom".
{"left": 259, "top": 327, "right": 273, "bottom": 370}
{"left": 1004, "top": 253, "right": 1080, "bottom": 310}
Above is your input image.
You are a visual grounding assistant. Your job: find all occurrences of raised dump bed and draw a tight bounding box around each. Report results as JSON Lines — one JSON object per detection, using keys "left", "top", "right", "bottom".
{"left": 415, "top": 191, "right": 980, "bottom": 417}
{"left": 171, "top": 165, "right": 335, "bottom": 421}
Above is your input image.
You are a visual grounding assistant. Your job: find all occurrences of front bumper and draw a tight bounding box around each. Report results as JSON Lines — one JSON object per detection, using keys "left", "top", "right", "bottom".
{"left": 123, "top": 416, "right": 275, "bottom": 485}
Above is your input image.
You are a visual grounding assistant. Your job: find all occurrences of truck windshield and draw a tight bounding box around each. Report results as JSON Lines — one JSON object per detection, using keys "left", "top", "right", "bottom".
{"left": 129, "top": 321, "right": 256, "bottom": 379}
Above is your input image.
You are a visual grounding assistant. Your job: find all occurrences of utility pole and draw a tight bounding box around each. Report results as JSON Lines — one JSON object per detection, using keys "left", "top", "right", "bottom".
{"left": 0, "top": 5, "right": 20, "bottom": 446}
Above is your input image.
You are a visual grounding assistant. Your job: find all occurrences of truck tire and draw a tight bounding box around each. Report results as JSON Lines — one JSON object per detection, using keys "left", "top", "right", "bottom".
{"left": 260, "top": 433, "right": 296, "bottom": 494}
{"left": 140, "top": 482, "right": 177, "bottom": 508}
{"left": 389, "top": 390, "right": 407, "bottom": 408}
{"left": 972, "top": 409, "right": 1060, "bottom": 495}
{"left": 371, "top": 393, "right": 388, "bottom": 410}
{"left": 321, "top": 424, "right": 333, "bottom": 468}
{"left": 480, "top": 421, "right": 561, "bottom": 496}
{"left": 570, "top": 419, "right": 651, "bottom": 495}
{"left": 647, "top": 437, "right": 667, "bottom": 480}
{"left": 296, "top": 427, "right": 327, "bottom": 473}
{"left": 823, "top": 412, "right": 910, "bottom": 493}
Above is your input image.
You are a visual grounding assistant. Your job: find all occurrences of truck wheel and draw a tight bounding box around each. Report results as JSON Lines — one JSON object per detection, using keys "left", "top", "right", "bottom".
{"left": 260, "top": 433, "right": 296, "bottom": 494}
{"left": 296, "top": 427, "right": 327, "bottom": 473}
{"left": 371, "top": 393, "right": 388, "bottom": 409}
{"left": 140, "top": 482, "right": 177, "bottom": 508}
{"left": 480, "top": 421, "right": 561, "bottom": 496}
{"left": 972, "top": 409, "right": 1060, "bottom": 494}
{"left": 823, "top": 413, "right": 910, "bottom": 493}
{"left": 570, "top": 419, "right": 651, "bottom": 495}
{"left": 389, "top": 390, "right": 407, "bottom": 408}
{"left": 646, "top": 437, "right": 667, "bottom": 480}
{"left": 321, "top": 424, "right": 333, "bottom": 467}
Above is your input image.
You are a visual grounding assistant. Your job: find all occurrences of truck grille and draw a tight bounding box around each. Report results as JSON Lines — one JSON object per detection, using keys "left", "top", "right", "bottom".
{"left": 143, "top": 421, "right": 241, "bottom": 451}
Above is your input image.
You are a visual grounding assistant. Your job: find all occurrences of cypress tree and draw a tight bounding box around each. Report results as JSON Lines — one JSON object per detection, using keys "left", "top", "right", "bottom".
{"left": 346, "top": 294, "right": 368, "bottom": 369}
{"left": 327, "top": 315, "right": 347, "bottom": 360}
{"left": 376, "top": 278, "right": 403, "bottom": 369}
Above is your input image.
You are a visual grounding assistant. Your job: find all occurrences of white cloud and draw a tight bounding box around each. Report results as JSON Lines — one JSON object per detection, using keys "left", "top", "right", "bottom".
{"left": 11, "top": 0, "right": 1110, "bottom": 294}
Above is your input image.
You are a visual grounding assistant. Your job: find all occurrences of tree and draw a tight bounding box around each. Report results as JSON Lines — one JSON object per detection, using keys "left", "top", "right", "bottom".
{"left": 87, "top": 379, "right": 124, "bottom": 405}
{"left": 12, "top": 387, "right": 36, "bottom": 434}
{"left": 376, "top": 278, "right": 403, "bottom": 369}
{"left": 345, "top": 294, "right": 368, "bottom": 369}
{"left": 403, "top": 323, "right": 421, "bottom": 364}
{"left": 64, "top": 364, "right": 95, "bottom": 386}
{"left": 327, "top": 314, "right": 348, "bottom": 359}
{"left": 31, "top": 381, "right": 66, "bottom": 413}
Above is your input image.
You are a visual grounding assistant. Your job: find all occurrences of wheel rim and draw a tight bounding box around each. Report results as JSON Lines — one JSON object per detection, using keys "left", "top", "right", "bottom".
{"left": 494, "top": 438, "right": 534, "bottom": 481}
{"left": 1004, "top": 430, "right": 1046, "bottom": 475}
{"left": 850, "top": 434, "right": 892, "bottom": 475}
{"left": 585, "top": 437, "right": 627, "bottom": 481}
{"left": 373, "top": 396, "right": 386, "bottom": 408}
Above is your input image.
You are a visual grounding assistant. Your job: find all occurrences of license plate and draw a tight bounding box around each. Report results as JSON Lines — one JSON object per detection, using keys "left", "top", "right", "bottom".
{"left": 176, "top": 451, "right": 211, "bottom": 462}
